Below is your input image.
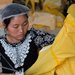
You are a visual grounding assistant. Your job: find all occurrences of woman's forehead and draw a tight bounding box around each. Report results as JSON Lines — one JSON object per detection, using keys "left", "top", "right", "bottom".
{"left": 11, "top": 15, "right": 27, "bottom": 20}
{"left": 9, "top": 15, "right": 28, "bottom": 24}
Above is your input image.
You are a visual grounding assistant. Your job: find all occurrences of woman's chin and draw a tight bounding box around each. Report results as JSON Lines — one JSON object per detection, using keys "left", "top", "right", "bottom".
{"left": 17, "top": 36, "right": 24, "bottom": 41}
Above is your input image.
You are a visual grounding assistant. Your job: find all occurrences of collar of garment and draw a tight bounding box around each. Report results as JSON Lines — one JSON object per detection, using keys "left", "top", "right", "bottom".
{"left": 0, "top": 33, "right": 32, "bottom": 68}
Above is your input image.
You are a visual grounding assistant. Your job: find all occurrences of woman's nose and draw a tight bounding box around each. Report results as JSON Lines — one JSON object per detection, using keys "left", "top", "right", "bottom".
{"left": 19, "top": 26, "right": 23, "bottom": 33}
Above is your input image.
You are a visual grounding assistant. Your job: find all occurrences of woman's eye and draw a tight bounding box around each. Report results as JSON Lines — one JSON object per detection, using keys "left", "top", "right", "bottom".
{"left": 13, "top": 25, "right": 18, "bottom": 28}
{"left": 23, "top": 21, "right": 28, "bottom": 26}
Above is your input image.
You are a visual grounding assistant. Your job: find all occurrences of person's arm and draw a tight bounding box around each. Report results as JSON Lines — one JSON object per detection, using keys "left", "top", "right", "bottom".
{"left": 30, "top": 28, "right": 55, "bottom": 50}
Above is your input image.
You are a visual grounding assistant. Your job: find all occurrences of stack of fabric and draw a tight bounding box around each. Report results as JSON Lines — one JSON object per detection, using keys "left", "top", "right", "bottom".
{"left": 28, "top": 11, "right": 56, "bottom": 32}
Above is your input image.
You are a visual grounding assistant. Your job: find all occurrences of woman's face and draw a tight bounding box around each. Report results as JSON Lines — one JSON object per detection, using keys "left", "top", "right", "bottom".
{"left": 6, "top": 15, "right": 29, "bottom": 43}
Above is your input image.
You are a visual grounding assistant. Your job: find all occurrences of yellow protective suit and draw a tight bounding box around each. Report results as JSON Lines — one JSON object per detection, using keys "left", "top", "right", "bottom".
{"left": 25, "top": 4, "right": 75, "bottom": 75}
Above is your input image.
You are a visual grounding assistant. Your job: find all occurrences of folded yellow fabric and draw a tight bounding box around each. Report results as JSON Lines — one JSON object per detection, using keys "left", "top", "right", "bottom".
{"left": 55, "top": 4, "right": 75, "bottom": 75}
{"left": 42, "top": 0, "right": 65, "bottom": 28}
{"left": 25, "top": 4, "right": 75, "bottom": 75}
{"left": 25, "top": 45, "right": 58, "bottom": 75}
{"left": 43, "top": 0, "right": 65, "bottom": 18}
{"left": 67, "top": 4, "right": 75, "bottom": 19}
{"left": 56, "top": 57, "right": 75, "bottom": 75}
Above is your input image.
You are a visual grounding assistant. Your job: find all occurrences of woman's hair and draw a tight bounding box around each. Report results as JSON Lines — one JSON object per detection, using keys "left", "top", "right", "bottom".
{"left": 3, "top": 14, "right": 28, "bottom": 28}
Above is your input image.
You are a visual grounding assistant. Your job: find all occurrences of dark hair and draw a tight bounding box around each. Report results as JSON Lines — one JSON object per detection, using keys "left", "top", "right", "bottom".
{"left": 3, "top": 14, "right": 28, "bottom": 28}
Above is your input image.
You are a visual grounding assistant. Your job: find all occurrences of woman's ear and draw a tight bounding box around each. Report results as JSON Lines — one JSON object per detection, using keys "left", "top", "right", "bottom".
{"left": 0, "top": 22, "right": 4, "bottom": 28}
{"left": 0, "top": 22, "right": 6, "bottom": 36}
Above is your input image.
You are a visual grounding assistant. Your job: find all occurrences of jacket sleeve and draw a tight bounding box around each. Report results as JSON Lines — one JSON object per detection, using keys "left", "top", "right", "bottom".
{"left": 30, "top": 28, "right": 55, "bottom": 49}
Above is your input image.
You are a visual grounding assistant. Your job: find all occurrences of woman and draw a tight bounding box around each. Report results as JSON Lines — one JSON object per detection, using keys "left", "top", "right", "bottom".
{"left": 0, "top": 3, "right": 55, "bottom": 74}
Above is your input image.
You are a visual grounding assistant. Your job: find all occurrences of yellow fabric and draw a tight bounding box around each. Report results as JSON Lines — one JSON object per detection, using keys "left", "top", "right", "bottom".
{"left": 25, "top": 46, "right": 59, "bottom": 75}
{"left": 43, "top": 0, "right": 61, "bottom": 9}
{"left": 67, "top": 4, "right": 75, "bottom": 18}
{"left": 43, "top": 0, "right": 65, "bottom": 18}
{"left": 25, "top": 4, "right": 75, "bottom": 75}
{"left": 42, "top": 0, "right": 65, "bottom": 28}
{"left": 25, "top": 0, "right": 35, "bottom": 12}
{"left": 25, "top": 0, "right": 43, "bottom": 12}
{"left": 29, "top": 11, "right": 56, "bottom": 31}
{"left": 56, "top": 57, "right": 75, "bottom": 75}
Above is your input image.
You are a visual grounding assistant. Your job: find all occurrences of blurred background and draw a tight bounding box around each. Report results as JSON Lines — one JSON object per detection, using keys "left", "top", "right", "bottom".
{"left": 0, "top": 0, "right": 75, "bottom": 36}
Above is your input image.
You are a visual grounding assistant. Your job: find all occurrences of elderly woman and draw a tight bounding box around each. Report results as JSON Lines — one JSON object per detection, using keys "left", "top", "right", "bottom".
{"left": 0, "top": 3, "right": 55, "bottom": 75}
